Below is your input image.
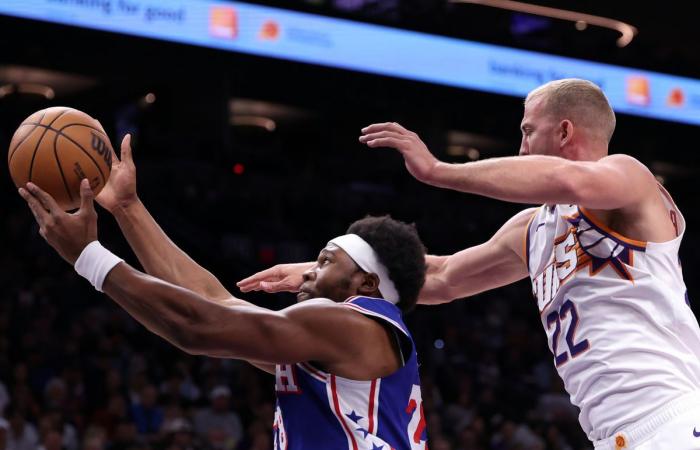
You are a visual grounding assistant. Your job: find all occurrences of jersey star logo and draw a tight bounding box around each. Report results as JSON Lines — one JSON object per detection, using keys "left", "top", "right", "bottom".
{"left": 346, "top": 410, "right": 363, "bottom": 423}
{"left": 357, "top": 427, "right": 370, "bottom": 438}
{"left": 371, "top": 444, "right": 384, "bottom": 450}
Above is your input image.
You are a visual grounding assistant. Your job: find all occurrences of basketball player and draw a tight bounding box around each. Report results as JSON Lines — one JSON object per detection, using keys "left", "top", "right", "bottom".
{"left": 18, "top": 170, "right": 430, "bottom": 448}
{"left": 240, "top": 79, "right": 700, "bottom": 449}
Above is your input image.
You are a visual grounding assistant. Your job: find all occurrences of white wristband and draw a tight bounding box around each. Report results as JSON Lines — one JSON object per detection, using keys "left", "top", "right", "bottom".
{"left": 74, "top": 241, "right": 124, "bottom": 292}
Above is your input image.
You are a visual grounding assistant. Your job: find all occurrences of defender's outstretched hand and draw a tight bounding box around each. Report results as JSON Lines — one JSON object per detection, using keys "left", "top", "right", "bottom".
{"left": 96, "top": 134, "right": 138, "bottom": 213}
{"left": 19, "top": 179, "right": 98, "bottom": 264}
{"left": 237, "top": 262, "right": 313, "bottom": 293}
{"left": 359, "top": 122, "right": 440, "bottom": 184}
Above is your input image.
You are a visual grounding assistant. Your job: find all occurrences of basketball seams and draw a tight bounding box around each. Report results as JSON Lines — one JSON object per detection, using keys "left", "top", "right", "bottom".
{"left": 21, "top": 122, "right": 108, "bottom": 185}
{"left": 8, "top": 111, "right": 46, "bottom": 163}
{"left": 21, "top": 122, "right": 109, "bottom": 137}
{"left": 53, "top": 132, "right": 75, "bottom": 205}
{"left": 28, "top": 109, "right": 72, "bottom": 182}
{"left": 54, "top": 132, "right": 107, "bottom": 185}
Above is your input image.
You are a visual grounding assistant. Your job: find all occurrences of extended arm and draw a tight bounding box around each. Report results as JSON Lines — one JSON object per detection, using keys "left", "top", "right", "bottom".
{"left": 360, "top": 123, "right": 657, "bottom": 211}
{"left": 101, "top": 263, "right": 362, "bottom": 363}
{"left": 419, "top": 208, "right": 535, "bottom": 304}
{"left": 239, "top": 209, "right": 536, "bottom": 305}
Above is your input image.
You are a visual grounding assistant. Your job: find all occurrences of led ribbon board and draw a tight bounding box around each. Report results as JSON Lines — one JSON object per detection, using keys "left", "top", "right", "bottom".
{"left": 2, "top": 0, "right": 699, "bottom": 125}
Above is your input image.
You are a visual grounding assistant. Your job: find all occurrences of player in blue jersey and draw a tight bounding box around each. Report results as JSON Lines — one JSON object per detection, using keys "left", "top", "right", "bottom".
{"left": 18, "top": 135, "right": 429, "bottom": 450}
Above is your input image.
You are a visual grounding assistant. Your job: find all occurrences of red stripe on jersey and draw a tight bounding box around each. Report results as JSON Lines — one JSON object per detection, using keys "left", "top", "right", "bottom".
{"left": 331, "top": 375, "right": 359, "bottom": 450}
{"left": 368, "top": 379, "right": 377, "bottom": 434}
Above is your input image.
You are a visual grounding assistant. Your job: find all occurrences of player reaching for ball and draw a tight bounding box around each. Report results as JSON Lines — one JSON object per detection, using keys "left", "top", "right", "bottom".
{"left": 241, "top": 79, "right": 700, "bottom": 450}
{"left": 17, "top": 134, "right": 430, "bottom": 450}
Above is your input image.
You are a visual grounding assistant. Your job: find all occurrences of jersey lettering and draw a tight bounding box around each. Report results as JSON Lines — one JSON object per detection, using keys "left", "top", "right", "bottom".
{"left": 276, "top": 364, "right": 301, "bottom": 394}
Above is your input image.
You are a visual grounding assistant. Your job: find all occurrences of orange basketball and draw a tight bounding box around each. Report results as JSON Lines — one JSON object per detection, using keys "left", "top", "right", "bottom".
{"left": 8, "top": 107, "right": 113, "bottom": 211}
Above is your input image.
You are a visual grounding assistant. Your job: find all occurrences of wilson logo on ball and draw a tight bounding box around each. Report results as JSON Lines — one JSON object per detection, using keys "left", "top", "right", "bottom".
{"left": 91, "top": 132, "right": 112, "bottom": 168}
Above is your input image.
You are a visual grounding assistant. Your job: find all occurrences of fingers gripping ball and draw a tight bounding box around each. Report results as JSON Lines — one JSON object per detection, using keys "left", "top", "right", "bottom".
{"left": 8, "top": 107, "right": 113, "bottom": 210}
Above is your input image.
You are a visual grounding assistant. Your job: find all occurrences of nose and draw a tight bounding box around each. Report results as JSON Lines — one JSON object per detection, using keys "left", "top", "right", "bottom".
{"left": 519, "top": 143, "right": 529, "bottom": 156}
{"left": 302, "top": 265, "right": 317, "bottom": 282}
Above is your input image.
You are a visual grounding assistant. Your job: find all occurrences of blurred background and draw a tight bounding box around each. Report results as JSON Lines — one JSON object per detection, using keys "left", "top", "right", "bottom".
{"left": 1, "top": 1, "right": 699, "bottom": 449}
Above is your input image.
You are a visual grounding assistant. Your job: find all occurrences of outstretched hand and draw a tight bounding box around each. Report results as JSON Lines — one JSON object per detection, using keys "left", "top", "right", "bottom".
{"left": 19, "top": 179, "right": 98, "bottom": 264}
{"left": 359, "top": 122, "right": 441, "bottom": 184}
{"left": 236, "top": 262, "right": 313, "bottom": 294}
{"left": 96, "top": 134, "right": 138, "bottom": 213}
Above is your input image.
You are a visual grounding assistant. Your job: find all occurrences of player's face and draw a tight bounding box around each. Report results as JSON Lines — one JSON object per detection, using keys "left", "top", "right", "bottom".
{"left": 519, "top": 97, "right": 560, "bottom": 157}
{"left": 297, "top": 244, "right": 366, "bottom": 303}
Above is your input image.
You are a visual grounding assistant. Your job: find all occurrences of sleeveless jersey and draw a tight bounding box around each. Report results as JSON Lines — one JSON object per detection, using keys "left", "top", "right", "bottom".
{"left": 525, "top": 186, "right": 700, "bottom": 441}
{"left": 273, "top": 296, "right": 428, "bottom": 450}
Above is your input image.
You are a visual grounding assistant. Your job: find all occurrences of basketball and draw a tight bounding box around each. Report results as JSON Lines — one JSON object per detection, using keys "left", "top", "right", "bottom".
{"left": 8, "top": 107, "right": 113, "bottom": 211}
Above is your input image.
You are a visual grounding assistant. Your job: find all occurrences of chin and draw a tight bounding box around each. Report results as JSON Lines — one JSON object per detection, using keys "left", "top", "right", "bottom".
{"left": 296, "top": 292, "right": 312, "bottom": 302}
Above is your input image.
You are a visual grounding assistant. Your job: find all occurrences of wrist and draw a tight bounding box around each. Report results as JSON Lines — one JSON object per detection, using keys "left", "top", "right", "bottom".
{"left": 74, "top": 241, "right": 124, "bottom": 292}
{"left": 111, "top": 197, "right": 143, "bottom": 221}
{"left": 424, "top": 161, "right": 450, "bottom": 187}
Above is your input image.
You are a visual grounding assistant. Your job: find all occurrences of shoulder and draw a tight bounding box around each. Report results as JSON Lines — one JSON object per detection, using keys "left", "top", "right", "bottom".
{"left": 281, "top": 298, "right": 387, "bottom": 334}
{"left": 597, "top": 153, "right": 650, "bottom": 172}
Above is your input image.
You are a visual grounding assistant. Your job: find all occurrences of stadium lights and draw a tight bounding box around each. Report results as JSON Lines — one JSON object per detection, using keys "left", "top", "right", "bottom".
{"left": 450, "top": 0, "right": 638, "bottom": 47}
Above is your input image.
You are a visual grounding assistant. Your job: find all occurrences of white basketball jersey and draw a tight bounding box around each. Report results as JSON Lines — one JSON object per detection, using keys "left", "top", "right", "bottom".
{"left": 525, "top": 187, "right": 700, "bottom": 441}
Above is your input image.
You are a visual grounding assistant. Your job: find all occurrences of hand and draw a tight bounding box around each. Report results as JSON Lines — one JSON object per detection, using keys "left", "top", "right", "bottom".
{"left": 19, "top": 179, "right": 98, "bottom": 264}
{"left": 236, "top": 262, "right": 314, "bottom": 293}
{"left": 359, "top": 122, "right": 441, "bottom": 184}
{"left": 96, "top": 134, "right": 138, "bottom": 213}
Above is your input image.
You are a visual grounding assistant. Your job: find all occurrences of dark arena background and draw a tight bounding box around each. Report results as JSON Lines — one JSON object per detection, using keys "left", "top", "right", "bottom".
{"left": 1, "top": 1, "right": 699, "bottom": 449}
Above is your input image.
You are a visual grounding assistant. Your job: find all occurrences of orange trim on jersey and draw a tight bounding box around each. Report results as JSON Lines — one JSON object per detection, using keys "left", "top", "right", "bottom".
{"left": 523, "top": 209, "right": 539, "bottom": 274}
{"left": 578, "top": 207, "right": 647, "bottom": 249}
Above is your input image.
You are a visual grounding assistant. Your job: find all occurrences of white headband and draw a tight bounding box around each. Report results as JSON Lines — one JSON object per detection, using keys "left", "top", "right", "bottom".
{"left": 328, "top": 234, "right": 400, "bottom": 305}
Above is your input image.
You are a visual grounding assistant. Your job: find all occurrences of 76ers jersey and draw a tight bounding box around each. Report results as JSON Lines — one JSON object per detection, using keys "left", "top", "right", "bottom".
{"left": 526, "top": 187, "right": 700, "bottom": 441}
{"left": 273, "top": 296, "right": 428, "bottom": 450}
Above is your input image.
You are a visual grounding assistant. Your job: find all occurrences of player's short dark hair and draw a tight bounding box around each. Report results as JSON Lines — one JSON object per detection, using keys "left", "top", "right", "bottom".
{"left": 346, "top": 215, "right": 426, "bottom": 312}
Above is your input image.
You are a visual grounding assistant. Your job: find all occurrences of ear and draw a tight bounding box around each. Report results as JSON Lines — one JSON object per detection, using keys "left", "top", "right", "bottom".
{"left": 559, "top": 120, "right": 574, "bottom": 147}
{"left": 357, "top": 272, "right": 381, "bottom": 297}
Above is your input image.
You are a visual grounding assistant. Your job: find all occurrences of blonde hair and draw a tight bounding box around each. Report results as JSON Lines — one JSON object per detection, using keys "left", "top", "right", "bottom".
{"left": 525, "top": 78, "right": 616, "bottom": 143}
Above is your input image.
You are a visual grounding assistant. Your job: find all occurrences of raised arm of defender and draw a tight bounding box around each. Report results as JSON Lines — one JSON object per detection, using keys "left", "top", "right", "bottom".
{"left": 359, "top": 122, "right": 658, "bottom": 211}
{"left": 239, "top": 208, "right": 535, "bottom": 304}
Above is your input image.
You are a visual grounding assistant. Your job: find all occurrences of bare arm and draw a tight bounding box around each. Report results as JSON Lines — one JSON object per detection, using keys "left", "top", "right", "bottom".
{"left": 419, "top": 208, "right": 536, "bottom": 304}
{"left": 426, "top": 154, "right": 656, "bottom": 211}
{"left": 101, "top": 263, "right": 369, "bottom": 364}
{"left": 97, "top": 136, "right": 235, "bottom": 303}
{"left": 360, "top": 123, "right": 657, "bottom": 211}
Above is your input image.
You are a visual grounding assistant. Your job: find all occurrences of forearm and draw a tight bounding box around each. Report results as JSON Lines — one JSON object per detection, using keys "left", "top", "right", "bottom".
{"left": 102, "top": 263, "right": 262, "bottom": 358}
{"left": 428, "top": 155, "right": 577, "bottom": 205}
{"left": 419, "top": 255, "right": 452, "bottom": 304}
{"left": 112, "top": 200, "right": 235, "bottom": 303}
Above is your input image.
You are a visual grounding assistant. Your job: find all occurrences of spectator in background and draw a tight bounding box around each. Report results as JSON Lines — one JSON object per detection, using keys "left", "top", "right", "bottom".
{"left": 129, "top": 384, "right": 163, "bottom": 440}
{"left": 5, "top": 405, "right": 39, "bottom": 450}
{"left": 160, "top": 417, "right": 199, "bottom": 450}
{"left": 193, "top": 386, "right": 242, "bottom": 450}
{"left": 38, "top": 429, "right": 63, "bottom": 450}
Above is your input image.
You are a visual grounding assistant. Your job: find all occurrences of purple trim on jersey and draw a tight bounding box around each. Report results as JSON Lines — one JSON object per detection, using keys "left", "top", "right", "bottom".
{"left": 576, "top": 208, "right": 647, "bottom": 252}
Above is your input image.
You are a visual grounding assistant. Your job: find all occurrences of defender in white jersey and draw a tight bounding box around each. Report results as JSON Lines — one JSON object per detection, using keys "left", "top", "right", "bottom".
{"left": 245, "top": 79, "right": 700, "bottom": 448}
